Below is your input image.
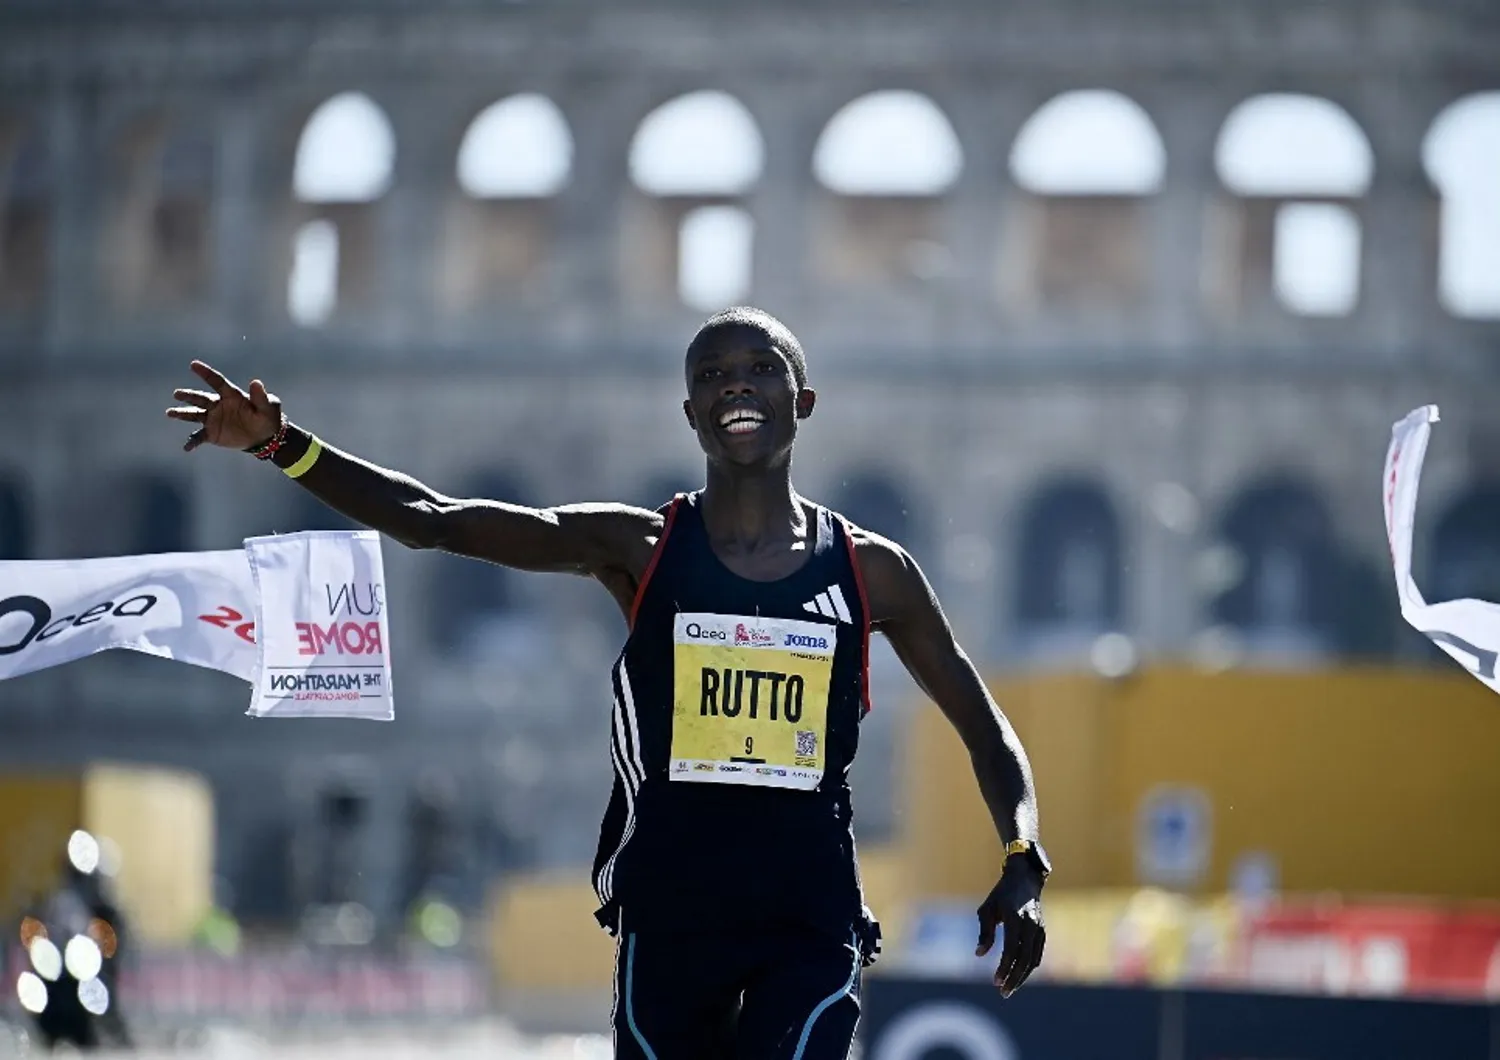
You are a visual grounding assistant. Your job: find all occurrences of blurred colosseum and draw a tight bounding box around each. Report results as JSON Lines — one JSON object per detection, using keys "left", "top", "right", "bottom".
{"left": 0, "top": 0, "right": 1497, "bottom": 937}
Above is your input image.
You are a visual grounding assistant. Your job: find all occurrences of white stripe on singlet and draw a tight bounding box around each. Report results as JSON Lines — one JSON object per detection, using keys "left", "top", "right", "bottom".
{"left": 596, "top": 657, "right": 646, "bottom": 905}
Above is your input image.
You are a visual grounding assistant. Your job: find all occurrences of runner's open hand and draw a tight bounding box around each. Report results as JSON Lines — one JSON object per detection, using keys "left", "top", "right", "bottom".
{"left": 166, "top": 360, "right": 283, "bottom": 453}
{"left": 975, "top": 858, "right": 1046, "bottom": 997}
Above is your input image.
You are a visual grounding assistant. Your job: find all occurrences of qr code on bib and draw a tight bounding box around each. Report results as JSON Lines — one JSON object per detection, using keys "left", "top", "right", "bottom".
{"left": 795, "top": 730, "right": 818, "bottom": 758}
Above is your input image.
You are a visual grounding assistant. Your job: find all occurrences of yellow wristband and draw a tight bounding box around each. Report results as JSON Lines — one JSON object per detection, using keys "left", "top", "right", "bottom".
{"left": 283, "top": 437, "right": 323, "bottom": 479}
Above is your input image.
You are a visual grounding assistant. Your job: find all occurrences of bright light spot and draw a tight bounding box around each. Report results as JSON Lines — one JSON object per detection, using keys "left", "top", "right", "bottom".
{"left": 293, "top": 91, "right": 395, "bottom": 203}
{"left": 198, "top": 910, "right": 240, "bottom": 957}
{"left": 77, "top": 977, "right": 110, "bottom": 1016}
{"left": 1273, "top": 203, "right": 1361, "bottom": 316}
{"left": 19, "top": 916, "right": 46, "bottom": 948}
{"left": 28, "top": 937, "right": 61, "bottom": 982}
{"left": 814, "top": 90, "right": 963, "bottom": 195}
{"left": 1361, "top": 938, "right": 1408, "bottom": 995}
{"left": 1149, "top": 482, "right": 1200, "bottom": 535}
{"left": 678, "top": 206, "right": 754, "bottom": 311}
{"left": 1422, "top": 92, "right": 1500, "bottom": 318}
{"left": 288, "top": 219, "right": 339, "bottom": 326}
{"left": 1010, "top": 90, "right": 1166, "bottom": 195}
{"left": 1216, "top": 94, "right": 1374, "bottom": 196}
{"left": 458, "top": 94, "right": 573, "bottom": 198}
{"left": 1090, "top": 632, "right": 1139, "bottom": 679}
{"left": 64, "top": 935, "right": 102, "bottom": 982}
{"left": 67, "top": 829, "right": 100, "bottom": 874}
{"left": 334, "top": 902, "right": 376, "bottom": 946}
{"left": 630, "top": 91, "right": 764, "bottom": 196}
{"left": 417, "top": 901, "right": 463, "bottom": 948}
{"left": 17, "top": 972, "right": 47, "bottom": 1014}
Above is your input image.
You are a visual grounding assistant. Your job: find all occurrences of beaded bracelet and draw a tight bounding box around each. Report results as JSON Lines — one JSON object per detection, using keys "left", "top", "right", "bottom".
{"left": 245, "top": 414, "right": 290, "bottom": 461}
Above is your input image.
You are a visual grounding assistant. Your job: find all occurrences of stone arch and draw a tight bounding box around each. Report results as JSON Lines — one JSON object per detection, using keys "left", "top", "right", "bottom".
{"left": 813, "top": 90, "right": 962, "bottom": 197}
{"left": 1212, "top": 94, "right": 1374, "bottom": 318}
{"left": 457, "top": 94, "right": 573, "bottom": 199}
{"left": 1010, "top": 89, "right": 1165, "bottom": 196}
{"left": 623, "top": 91, "right": 763, "bottom": 311}
{"left": 1012, "top": 478, "right": 1123, "bottom": 634}
{"left": 1006, "top": 89, "right": 1165, "bottom": 313}
{"left": 441, "top": 94, "right": 574, "bottom": 311}
{"left": 286, "top": 92, "right": 396, "bottom": 327}
{"left": 1423, "top": 93, "right": 1500, "bottom": 319}
{"left": 1429, "top": 485, "right": 1500, "bottom": 603}
{"left": 1210, "top": 478, "right": 1337, "bottom": 645}
{"left": 0, "top": 113, "right": 50, "bottom": 310}
{"left": 811, "top": 90, "right": 962, "bottom": 290}
{"left": 102, "top": 113, "right": 216, "bottom": 312}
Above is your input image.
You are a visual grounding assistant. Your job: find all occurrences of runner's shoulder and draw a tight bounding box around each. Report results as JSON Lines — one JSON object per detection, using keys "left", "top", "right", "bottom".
{"left": 839, "top": 519, "right": 921, "bottom": 594}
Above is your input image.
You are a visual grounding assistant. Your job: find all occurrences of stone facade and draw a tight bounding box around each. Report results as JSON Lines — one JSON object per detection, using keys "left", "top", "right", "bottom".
{"left": 0, "top": 0, "right": 1496, "bottom": 927}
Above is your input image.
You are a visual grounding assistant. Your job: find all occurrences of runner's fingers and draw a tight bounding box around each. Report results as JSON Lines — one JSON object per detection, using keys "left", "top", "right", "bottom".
{"left": 1009, "top": 925, "right": 1045, "bottom": 995}
{"left": 183, "top": 428, "right": 207, "bottom": 452}
{"left": 248, "top": 379, "right": 273, "bottom": 412}
{"left": 190, "top": 360, "right": 239, "bottom": 399}
{"left": 166, "top": 407, "right": 207, "bottom": 423}
{"left": 1001, "top": 917, "right": 1043, "bottom": 996}
{"left": 173, "top": 388, "right": 217, "bottom": 409}
{"left": 975, "top": 906, "right": 998, "bottom": 957}
{"left": 994, "top": 920, "right": 1023, "bottom": 993}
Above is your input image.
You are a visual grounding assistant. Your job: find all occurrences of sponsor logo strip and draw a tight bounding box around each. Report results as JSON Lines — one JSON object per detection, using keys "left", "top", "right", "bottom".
{"left": 674, "top": 613, "right": 835, "bottom": 656}
{"left": 669, "top": 759, "right": 822, "bottom": 789}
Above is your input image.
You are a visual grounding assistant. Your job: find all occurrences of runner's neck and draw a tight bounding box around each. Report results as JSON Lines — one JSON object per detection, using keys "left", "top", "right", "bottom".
{"left": 699, "top": 466, "right": 808, "bottom": 557}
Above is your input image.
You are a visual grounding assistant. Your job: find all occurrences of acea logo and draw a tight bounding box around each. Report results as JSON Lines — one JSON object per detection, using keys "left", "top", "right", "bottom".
{"left": 784, "top": 632, "right": 829, "bottom": 650}
{"left": 684, "top": 622, "right": 728, "bottom": 642}
{"left": 734, "top": 623, "right": 775, "bottom": 647}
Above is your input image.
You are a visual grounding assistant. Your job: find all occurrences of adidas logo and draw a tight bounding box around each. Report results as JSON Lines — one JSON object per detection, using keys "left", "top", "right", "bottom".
{"left": 802, "top": 584, "right": 853, "bottom": 623}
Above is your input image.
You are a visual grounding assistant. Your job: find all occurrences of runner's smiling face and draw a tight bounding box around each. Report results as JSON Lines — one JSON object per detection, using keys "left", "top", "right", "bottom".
{"left": 683, "top": 326, "right": 814, "bottom": 469}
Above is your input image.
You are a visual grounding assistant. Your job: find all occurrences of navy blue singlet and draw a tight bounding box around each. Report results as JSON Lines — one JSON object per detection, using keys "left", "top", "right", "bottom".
{"left": 591, "top": 492, "right": 876, "bottom": 944}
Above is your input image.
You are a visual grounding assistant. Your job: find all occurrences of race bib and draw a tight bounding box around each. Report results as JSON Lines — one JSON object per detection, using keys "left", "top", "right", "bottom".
{"left": 670, "top": 612, "right": 835, "bottom": 790}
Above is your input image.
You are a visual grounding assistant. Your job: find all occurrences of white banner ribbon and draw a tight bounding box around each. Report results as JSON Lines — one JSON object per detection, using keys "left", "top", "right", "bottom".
{"left": 1384, "top": 405, "right": 1500, "bottom": 696}
{"left": 0, "top": 550, "right": 259, "bottom": 683}
{"left": 245, "top": 531, "right": 393, "bottom": 721}
{"left": 0, "top": 531, "right": 394, "bottom": 719}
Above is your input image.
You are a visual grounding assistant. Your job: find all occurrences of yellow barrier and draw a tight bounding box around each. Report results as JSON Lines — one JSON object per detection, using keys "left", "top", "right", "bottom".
{"left": 0, "top": 763, "right": 214, "bottom": 946}
{"left": 908, "top": 667, "right": 1500, "bottom": 901}
{"left": 487, "top": 844, "right": 917, "bottom": 992}
{"left": 488, "top": 874, "right": 617, "bottom": 991}
{"left": 489, "top": 665, "right": 1500, "bottom": 991}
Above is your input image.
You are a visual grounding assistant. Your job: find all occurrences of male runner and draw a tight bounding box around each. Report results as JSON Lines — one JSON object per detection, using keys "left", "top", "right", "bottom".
{"left": 167, "top": 306, "right": 1048, "bottom": 1059}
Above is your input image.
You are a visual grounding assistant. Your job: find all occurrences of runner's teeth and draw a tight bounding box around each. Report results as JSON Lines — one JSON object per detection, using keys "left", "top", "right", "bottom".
{"left": 718, "top": 410, "right": 766, "bottom": 428}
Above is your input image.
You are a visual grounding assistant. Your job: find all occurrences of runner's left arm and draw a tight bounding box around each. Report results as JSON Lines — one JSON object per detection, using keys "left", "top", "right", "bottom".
{"left": 856, "top": 531, "right": 1046, "bottom": 996}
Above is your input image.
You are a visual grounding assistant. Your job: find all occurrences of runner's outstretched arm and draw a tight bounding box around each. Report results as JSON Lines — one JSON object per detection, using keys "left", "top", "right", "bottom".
{"left": 166, "top": 361, "right": 659, "bottom": 585}
{"left": 855, "top": 530, "right": 1046, "bottom": 997}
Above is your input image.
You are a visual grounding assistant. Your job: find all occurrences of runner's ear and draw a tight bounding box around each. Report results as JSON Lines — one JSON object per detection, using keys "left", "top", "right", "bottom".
{"left": 683, "top": 399, "right": 696, "bottom": 430}
{"left": 796, "top": 389, "right": 817, "bottom": 420}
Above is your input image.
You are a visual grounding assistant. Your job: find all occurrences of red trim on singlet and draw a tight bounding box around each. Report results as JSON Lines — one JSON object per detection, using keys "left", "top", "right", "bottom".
{"left": 628, "top": 495, "right": 683, "bottom": 631}
{"left": 841, "top": 520, "right": 874, "bottom": 716}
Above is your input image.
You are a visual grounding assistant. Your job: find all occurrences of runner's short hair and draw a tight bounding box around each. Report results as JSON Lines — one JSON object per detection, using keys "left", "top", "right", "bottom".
{"left": 689, "top": 307, "right": 808, "bottom": 390}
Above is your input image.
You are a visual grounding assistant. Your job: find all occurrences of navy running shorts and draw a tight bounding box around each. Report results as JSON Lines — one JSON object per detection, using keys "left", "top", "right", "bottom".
{"left": 611, "top": 920, "right": 864, "bottom": 1060}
